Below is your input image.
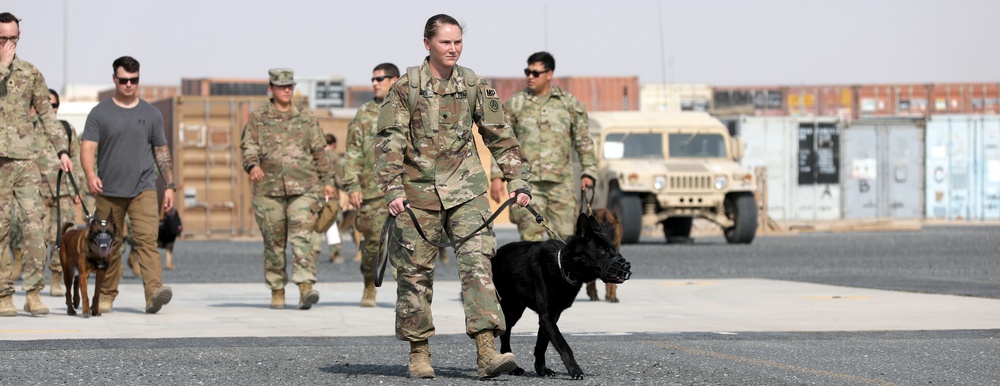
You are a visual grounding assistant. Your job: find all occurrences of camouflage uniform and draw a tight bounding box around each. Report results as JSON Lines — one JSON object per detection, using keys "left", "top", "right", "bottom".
{"left": 375, "top": 59, "right": 531, "bottom": 340}
{"left": 0, "top": 56, "right": 71, "bottom": 298}
{"left": 490, "top": 86, "right": 597, "bottom": 240}
{"left": 327, "top": 148, "right": 358, "bottom": 261}
{"left": 241, "top": 99, "right": 336, "bottom": 291}
{"left": 343, "top": 99, "right": 389, "bottom": 282}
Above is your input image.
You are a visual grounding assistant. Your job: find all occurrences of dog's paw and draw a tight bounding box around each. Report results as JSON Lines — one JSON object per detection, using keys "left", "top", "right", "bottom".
{"left": 66, "top": 309, "right": 76, "bottom": 316}
{"left": 82, "top": 312, "right": 90, "bottom": 319}
{"left": 509, "top": 367, "right": 525, "bottom": 376}
{"left": 606, "top": 296, "right": 619, "bottom": 303}
{"left": 568, "top": 365, "right": 585, "bottom": 380}
{"left": 536, "top": 367, "right": 556, "bottom": 377}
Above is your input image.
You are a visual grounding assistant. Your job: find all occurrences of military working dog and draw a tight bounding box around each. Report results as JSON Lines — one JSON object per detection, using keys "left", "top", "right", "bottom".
{"left": 585, "top": 208, "right": 623, "bottom": 303}
{"left": 492, "top": 213, "right": 632, "bottom": 379}
{"left": 59, "top": 213, "right": 116, "bottom": 317}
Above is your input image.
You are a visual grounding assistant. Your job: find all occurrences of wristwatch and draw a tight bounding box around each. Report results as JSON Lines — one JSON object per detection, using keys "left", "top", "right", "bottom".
{"left": 166, "top": 183, "right": 176, "bottom": 191}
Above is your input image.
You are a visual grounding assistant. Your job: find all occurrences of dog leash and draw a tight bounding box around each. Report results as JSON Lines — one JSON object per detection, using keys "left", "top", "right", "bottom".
{"left": 373, "top": 195, "right": 551, "bottom": 287}
{"left": 55, "top": 170, "right": 93, "bottom": 248}
{"left": 580, "top": 188, "right": 596, "bottom": 216}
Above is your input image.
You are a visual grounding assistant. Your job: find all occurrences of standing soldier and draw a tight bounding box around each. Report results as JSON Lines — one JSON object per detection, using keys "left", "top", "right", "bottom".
{"left": 376, "top": 14, "right": 531, "bottom": 379}
{"left": 0, "top": 12, "right": 75, "bottom": 316}
{"left": 241, "top": 68, "right": 337, "bottom": 310}
{"left": 490, "top": 51, "right": 597, "bottom": 241}
{"left": 322, "top": 133, "right": 359, "bottom": 264}
{"left": 343, "top": 62, "right": 398, "bottom": 307}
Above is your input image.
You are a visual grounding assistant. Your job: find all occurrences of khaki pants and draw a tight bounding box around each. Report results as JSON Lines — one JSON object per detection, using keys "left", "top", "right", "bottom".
{"left": 96, "top": 190, "right": 164, "bottom": 303}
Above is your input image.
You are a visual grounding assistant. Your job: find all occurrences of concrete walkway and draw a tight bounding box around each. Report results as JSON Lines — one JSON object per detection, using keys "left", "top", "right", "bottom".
{"left": 2, "top": 279, "right": 998, "bottom": 341}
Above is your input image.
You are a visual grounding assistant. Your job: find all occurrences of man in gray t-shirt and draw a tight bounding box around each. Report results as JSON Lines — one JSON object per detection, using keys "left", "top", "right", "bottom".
{"left": 81, "top": 56, "right": 175, "bottom": 315}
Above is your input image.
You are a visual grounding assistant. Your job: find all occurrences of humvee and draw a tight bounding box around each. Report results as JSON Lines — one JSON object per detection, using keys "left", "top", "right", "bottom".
{"left": 588, "top": 111, "right": 757, "bottom": 244}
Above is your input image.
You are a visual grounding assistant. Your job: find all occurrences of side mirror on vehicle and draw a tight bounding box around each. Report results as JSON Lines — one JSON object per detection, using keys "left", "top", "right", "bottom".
{"left": 731, "top": 137, "right": 745, "bottom": 162}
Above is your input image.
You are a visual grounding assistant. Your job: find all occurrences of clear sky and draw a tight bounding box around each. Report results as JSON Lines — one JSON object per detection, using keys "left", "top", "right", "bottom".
{"left": 6, "top": 0, "right": 999, "bottom": 91}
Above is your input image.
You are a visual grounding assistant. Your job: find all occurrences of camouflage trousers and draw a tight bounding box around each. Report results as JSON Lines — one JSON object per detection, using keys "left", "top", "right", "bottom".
{"left": 253, "top": 193, "right": 321, "bottom": 290}
{"left": 509, "top": 180, "right": 577, "bottom": 241}
{"left": 96, "top": 190, "right": 163, "bottom": 303}
{"left": 355, "top": 198, "right": 389, "bottom": 281}
{"left": 390, "top": 194, "right": 505, "bottom": 341}
{"left": 0, "top": 158, "right": 48, "bottom": 296}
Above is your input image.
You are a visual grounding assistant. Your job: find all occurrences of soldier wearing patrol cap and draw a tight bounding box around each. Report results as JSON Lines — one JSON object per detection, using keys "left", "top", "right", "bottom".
{"left": 241, "top": 68, "right": 337, "bottom": 311}
{"left": 374, "top": 14, "right": 532, "bottom": 379}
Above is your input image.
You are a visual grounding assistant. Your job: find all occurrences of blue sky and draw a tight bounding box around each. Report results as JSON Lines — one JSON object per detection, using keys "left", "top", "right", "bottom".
{"left": 7, "top": 0, "right": 999, "bottom": 90}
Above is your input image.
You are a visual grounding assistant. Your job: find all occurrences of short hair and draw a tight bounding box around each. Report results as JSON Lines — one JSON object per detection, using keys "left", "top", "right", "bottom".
{"left": 49, "top": 89, "right": 60, "bottom": 104}
{"left": 373, "top": 63, "right": 400, "bottom": 79}
{"left": 112, "top": 56, "right": 140, "bottom": 73}
{"left": 0, "top": 12, "right": 20, "bottom": 27}
{"left": 527, "top": 51, "right": 556, "bottom": 72}
{"left": 324, "top": 133, "right": 336, "bottom": 145}
{"left": 424, "top": 14, "right": 461, "bottom": 40}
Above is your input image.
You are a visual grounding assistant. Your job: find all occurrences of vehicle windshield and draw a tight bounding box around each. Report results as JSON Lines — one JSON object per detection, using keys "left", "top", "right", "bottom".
{"left": 603, "top": 133, "right": 663, "bottom": 159}
{"left": 668, "top": 133, "right": 727, "bottom": 158}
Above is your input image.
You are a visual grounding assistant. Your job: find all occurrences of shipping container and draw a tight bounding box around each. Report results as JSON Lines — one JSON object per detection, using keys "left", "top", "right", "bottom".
{"left": 927, "top": 83, "right": 1000, "bottom": 115}
{"left": 181, "top": 78, "right": 269, "bottom": 96}
{"left": 841, "top": 118, "right": 925, "bottom": 219}
{"left": 925, "top": 115, "right": 1000, "bottom": 220}
{"left": 639, "top": 84, "right": 712, "bottom": 112}
{"left": 481, "top": 76, "right": 639, "bottom": 112}
{"left": 784, "top": 85, "right": 854, "bottom": 120}
{"left": 153, "top": 96, "right": 350, "bottom": 239}
{"left": 736, "top": 116, "right": 843, "bottom": 221}
{"left": 711, "top": 86, "right": 786, "bottom": 117}
{"left": 854, "top": 84, "right": 932, "bottom": 119}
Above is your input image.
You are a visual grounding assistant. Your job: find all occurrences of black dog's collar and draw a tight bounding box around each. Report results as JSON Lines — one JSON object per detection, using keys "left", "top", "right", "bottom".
{"left": 556, "top": 250, "right": 578, "bottom": 286}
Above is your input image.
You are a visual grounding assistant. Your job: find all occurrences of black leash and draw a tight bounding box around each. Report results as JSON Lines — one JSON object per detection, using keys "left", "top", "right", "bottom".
{"left": 55, "top": 170, "right": 92, "bottom": 248}
{"left": 580, "top": 187, "right": 595, "bottom": 216}
{"left": 373, "top": 196, "right": 545, "bottom": 287}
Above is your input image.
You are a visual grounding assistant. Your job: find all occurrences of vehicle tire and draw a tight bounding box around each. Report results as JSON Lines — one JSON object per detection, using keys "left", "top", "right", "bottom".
{"left": 724, "top": 194, "right": 757, "bottom": 244}
{"left": 609, "top": 192, "right": 642, "bottom": 244}
{"left": 662, "top": 217, "right": 693, "bottom": 244}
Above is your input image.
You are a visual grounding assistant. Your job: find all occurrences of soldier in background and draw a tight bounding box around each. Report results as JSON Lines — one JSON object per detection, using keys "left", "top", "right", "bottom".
{"left": 490, "top": 51, "right": 597, "bottom": 241}
{"left": 240, "top": 68, "right": 336, "bottom": 310}
{"left": 375, "top": 14, "right": 531, "bottom": 379}
{"left": 322, "top": 133, "right": 359, "bottom": 264}
{"left": 343, "top": 62, "right": 398, "bottom": 307}
{"left": 40, "top": 89, "right": 84, "bottom": 296}
{"left": 0, "top": 12, "right": 75, "bottom": 317}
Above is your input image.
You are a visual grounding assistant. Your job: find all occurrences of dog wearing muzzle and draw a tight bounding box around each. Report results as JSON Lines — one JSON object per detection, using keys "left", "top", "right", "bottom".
{"left": 59, "top": 212, "right": 116, "bottom": 317}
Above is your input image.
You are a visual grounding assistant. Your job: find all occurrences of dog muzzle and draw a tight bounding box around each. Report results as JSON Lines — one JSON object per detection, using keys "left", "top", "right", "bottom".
{"left": 600, "top": 256, "right": 631, "bottom": 284}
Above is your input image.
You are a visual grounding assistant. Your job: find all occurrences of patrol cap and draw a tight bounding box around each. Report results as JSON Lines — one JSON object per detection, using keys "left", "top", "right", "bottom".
{"left": 268, "top": 68, "right": 296, "bottom": 86}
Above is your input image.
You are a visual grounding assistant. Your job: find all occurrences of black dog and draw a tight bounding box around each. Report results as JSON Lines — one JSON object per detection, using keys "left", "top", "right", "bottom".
{"left": 492, "top": 213, "right": 632, "bottom": 379}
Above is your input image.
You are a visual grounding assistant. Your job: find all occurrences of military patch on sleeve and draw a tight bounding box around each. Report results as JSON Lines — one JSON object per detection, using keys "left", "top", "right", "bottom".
{"left": 377, "top": 99, "right": 397, "bottom": 133}
{"left": 481, "top": 87, "right": 504, "bottom": 125}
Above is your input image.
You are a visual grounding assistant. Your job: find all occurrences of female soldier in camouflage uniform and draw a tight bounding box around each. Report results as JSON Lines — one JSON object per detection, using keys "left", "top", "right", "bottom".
{"left": 374, "top": 14, "right": 532, "bottom": 379}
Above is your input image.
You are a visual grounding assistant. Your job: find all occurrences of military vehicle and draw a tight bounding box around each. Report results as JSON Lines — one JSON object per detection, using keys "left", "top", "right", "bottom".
{"left": 588, "top": 111, "right": 757, "bottom": 244}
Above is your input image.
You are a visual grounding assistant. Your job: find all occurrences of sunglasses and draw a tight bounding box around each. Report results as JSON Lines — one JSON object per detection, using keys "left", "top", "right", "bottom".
{"left": 371, "top": 75, "right": 394, "bottom": 82}
{"left": 115, "top": 75, "right": 139, "bottom": 85}
{"left": 524, "top": 68, "right": 550, "bottom": 78}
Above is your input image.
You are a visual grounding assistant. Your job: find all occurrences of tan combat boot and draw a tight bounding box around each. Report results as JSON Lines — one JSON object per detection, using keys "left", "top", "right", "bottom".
{"left": 0, "top": 295, "right": 16, "bottom": 317}
{"left": 298, "top": 283, "right": 319, "bottom": 310}
{"left": 99, "top": 295, "right": 114, "bottom": 313}
{"left": 408, "top": 340, "right": 435, "bottom": 378}
{"left": 360, "top": 278, "right": 376, "bottom": 307}
{"left": 24, "top": 289, "right": 50, "bottom": 316}
{"left": 50, "top": 272, "right": 65, "bottom": 297}
{"left": 271, "top": 289, "right": 285, "bottom": 309}
{"left": 474, "top": 331, "right": 517, "bottom": 378}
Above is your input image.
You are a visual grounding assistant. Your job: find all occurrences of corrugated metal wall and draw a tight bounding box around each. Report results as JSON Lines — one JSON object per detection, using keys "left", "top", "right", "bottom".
{"left": 925, "top": 115, "right": 1000, "bottom": 220}
{"left": 842, "top": 119, "right": 925, "bottom": 219}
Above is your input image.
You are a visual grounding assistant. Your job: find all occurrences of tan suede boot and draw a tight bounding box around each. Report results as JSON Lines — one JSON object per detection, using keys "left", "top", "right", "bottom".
{"left": 24, "top": 289, "right": 50, "bottom": 316}
{"left": 271, "top": 289, "right": 285, "bottom": 309}
{"left": 99, "top": 296, "right": 114, "bottom": 313}
{"left": 408, "top": 340, "right": 435, "bottom": 379}
{"left": 298, "top": 283, "right": 319, "bottom": 310}
{"left": 0, "top": 295, "right": 16, "bottom": 317}
{"left": 474, "top": 331, "right": 517, "bottom": 378}
{"left": 50, "top": 273, "right": 65, "bottom": 297}
{"left": 360, "top": 278, "right": 376, "bottom": 307}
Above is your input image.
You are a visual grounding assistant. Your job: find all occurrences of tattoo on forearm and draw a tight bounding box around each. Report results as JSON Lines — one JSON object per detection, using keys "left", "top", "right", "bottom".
{"left": 154, "top": 145, "right": 175, "bottom": 184}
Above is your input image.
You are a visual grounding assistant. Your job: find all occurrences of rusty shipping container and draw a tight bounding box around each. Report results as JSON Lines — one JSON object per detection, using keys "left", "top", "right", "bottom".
{"left": 97, "top": 85, "right": 178, "bottom": 103}
{"left": 783, "top": 85, "right": 854, "bottom": 120}
{"left": 153, "top": 96, "right": 350, "bottom": 239}
{"left": 481, "top": 76, "right": 639, "bottom": 112}
{"left": 711, "top": 86, "right": 786, "bottom": 117}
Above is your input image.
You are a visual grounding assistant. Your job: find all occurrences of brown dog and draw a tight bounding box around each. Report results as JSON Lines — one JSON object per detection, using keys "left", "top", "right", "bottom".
{"left": 586, "top": 208, "right": 623, "bottom": 303}
{"left": 59, "top": 213, "right": 116, "bottom": 318}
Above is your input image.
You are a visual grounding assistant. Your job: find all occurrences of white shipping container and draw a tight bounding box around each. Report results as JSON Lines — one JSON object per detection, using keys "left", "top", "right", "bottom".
{"left": 925, "top": 115, "right": 1000, "bottom": 220}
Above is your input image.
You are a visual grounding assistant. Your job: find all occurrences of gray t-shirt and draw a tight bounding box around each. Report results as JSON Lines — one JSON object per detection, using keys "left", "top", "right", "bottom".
{"left": 82, "top": 99, "right": 167, "bottom": 198}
